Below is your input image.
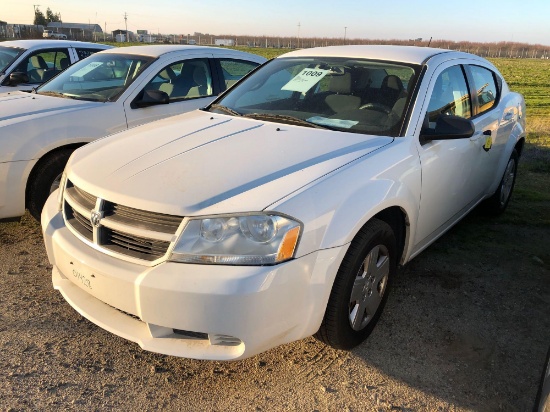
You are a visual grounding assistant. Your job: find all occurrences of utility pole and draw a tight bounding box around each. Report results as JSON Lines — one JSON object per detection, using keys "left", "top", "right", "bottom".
{"left": 124, "top": 12, "right": 128, "bottom": 42}
{"left": 297, "top": 22, "right": 301, "bottom": 48}
{"left": 344, "top": 27, "right": 347, "bottom": 45}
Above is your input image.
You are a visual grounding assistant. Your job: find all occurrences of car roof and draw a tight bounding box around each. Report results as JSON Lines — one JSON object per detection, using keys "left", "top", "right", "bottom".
{"left": 277, "top": 45, "right": 474, "bottom": 65}
{"left": 0, "top": 39, "right": 112, "bottom": 50}
{"left": 97, "top": 45, "right": 264, "bottom": 60}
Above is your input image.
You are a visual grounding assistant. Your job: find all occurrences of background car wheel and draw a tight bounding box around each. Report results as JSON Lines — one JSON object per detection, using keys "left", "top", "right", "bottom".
{"left": 26, "top": 149, "right": 73, "bottom": 221}
{"left": 315, "top": 218, "right": 397, "bottom": 350}
{"left": 482, "top": 149, "right": 518, "bottom": 216}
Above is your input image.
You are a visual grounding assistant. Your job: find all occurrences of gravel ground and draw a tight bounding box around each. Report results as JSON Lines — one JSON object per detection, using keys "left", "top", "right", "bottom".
{"left": 1, "top": 206, "right": 549, "bottom": 411}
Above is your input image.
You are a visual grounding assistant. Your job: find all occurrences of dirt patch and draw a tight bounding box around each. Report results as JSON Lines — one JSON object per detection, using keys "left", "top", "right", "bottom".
{"left": 1, "top": 188, "right": 549, "bottom": 411}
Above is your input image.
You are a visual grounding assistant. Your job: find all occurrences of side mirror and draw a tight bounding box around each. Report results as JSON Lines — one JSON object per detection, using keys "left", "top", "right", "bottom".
{"left": 8, "top": 72, "right": 29, "bottom": 86}
{"left": 420, "top": 114, "right": 475, "bottom": 143}
{"left": 132, "top": 89, "right": 169, "bottom": 108}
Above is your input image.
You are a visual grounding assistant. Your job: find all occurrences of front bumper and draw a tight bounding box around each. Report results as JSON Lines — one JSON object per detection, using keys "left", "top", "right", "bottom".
{"left": 42, "top": 193, "right": 347, "bottom": 360}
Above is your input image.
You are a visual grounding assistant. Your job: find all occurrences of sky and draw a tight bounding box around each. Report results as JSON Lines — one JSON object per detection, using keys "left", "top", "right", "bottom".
{"left": 2, "top": 0, "right": 549, "bottom": 46}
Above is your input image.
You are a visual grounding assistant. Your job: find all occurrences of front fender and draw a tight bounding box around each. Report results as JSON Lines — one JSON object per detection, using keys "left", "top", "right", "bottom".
{"left": 272, "top": 138, "right": 421, "bottom": 261}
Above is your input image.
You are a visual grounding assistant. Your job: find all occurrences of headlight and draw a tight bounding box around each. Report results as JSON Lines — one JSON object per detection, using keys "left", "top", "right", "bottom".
{"left": 169, "top": 213, "right": 301, "bottom": 265}
{"left": 57, "top": 172, "right": 67, "bottom": 211}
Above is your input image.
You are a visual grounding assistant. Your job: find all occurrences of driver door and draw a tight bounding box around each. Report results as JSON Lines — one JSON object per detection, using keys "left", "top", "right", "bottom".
{"left": 123, "top": 56, "right": 216, "bottom": 128}
{"left": 414, "top": 63, "right": 489, "bottom": 249}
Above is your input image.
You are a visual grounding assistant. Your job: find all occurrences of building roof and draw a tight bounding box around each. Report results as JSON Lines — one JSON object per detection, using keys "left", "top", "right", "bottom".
{"left": 47, "top": 22, "right": 103, "bottom": 33}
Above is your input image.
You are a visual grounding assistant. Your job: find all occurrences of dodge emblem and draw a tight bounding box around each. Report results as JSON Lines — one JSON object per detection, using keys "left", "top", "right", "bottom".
{"left": 90, "top": 210, "right": 102, "bottom": 228}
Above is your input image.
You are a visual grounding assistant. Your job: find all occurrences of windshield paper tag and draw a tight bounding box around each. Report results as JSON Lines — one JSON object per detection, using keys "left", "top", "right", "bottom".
{"left": 307, "top": 116, "right": 358, "bottom": 129}
{"left": 281, "top": 69, "right": 329, "bottom": 93}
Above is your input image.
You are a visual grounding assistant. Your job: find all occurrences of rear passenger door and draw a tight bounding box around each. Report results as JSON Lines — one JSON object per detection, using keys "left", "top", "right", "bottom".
{"left": 71, "top": 47, "right": 109, "bottom": 64}
{"left": 215, "top": 58, "right": 260, "bottom": 92}
{"left": 464, "top": 64, "right": 507, "bottom": 191}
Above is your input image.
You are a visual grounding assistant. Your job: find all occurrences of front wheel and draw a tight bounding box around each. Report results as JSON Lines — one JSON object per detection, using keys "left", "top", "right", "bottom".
{"left": 26, "top": 149, "right": 73, "bottom": 221}
{"left": 482, "top": 149, "right": 518, "bottom": 216}
{"left": 315, "top": 218, "right": 397, "bottom": 350}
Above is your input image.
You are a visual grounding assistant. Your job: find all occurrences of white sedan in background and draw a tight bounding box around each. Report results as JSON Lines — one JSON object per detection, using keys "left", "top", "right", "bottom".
{"left": 0, "top": 45, "right": 265, "bottom": 220}
{"left": 42, "top": 45, "right": 525, "bottom": 361}
{"left": 0, "top": 39, "right": 111, "bottom": 92}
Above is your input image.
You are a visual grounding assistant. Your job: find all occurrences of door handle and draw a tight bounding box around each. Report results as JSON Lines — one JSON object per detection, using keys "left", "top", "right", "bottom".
{"left": 482, "top": 130, "right": 492, "bottom": 152}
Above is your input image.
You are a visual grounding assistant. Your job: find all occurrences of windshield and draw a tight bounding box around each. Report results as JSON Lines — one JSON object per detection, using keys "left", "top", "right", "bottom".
{"left": 0, "top": 46, "right": 24, "bottom": 73}
{"left": 37, "top": 53, "right": 155, "bottom": 102}
{"left": 211, "top": 57, "right": 420, "bottom": 136}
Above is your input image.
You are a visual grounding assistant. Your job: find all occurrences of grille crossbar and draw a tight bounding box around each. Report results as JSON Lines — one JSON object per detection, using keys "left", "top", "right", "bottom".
{"left": 63, "top": 180, "right": 182, "bottom": 262}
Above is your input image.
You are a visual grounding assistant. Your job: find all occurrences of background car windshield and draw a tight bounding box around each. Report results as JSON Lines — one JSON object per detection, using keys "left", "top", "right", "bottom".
{"left": 38, "top": 54, "right": 155, "bottom": 102}
{"left": 215, "top": 57, "right": 419, "bottom": 136}
{"left": 0, "top": 46, "right": 24, "bottom": 73}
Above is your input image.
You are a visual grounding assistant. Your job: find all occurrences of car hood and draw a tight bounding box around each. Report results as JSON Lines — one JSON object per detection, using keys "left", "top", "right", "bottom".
{"left": 0, "top": 91, "right": 100, "bottom": 124}
{"left": 69, "top": 110, "right": 393, "bottom": 216}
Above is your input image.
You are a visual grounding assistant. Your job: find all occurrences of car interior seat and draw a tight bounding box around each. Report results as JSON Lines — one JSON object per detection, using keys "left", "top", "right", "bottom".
{"left": 324, "top": 72, "right": 361, "bottom": 113}
{"left": 157, "top": 66, "right": 177, "bottom": 97}
{"left": 379, "top": 74, "right": 405, "bottom": 108}
{"left": 60, "top": 57, "right": 70, "bottom": 70}
{"left": 171, "top": 63, "right": 197, "bottom": 98}
{"left": 171, "top": 62, "right": 211, "bottom": 99}
{"left": 187, "top": 64, "right": 211, "bottom": 98}
{"left": 27, "top": 55, "right": 49, "bottom": 83}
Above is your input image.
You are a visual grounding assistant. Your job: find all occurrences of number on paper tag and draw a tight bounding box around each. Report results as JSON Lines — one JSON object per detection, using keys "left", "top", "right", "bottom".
{"left": 281, "top": 69, "right": 329, "bottom": 93}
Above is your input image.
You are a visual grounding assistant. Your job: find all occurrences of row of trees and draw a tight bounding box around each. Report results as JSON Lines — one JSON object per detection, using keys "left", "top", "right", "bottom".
{"left": 33, "top": 7, "right": 61, "bottom": 27}
{"left": 208, "top": 33, "right": 550, "bottom": 59}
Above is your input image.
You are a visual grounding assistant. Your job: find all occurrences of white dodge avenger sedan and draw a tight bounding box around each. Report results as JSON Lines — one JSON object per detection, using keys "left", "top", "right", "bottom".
{"left": 0, "top": 45, "right": 265, "bottom": 221}
{"left": 42, "top": 46, "right": 526, "bottom": 360}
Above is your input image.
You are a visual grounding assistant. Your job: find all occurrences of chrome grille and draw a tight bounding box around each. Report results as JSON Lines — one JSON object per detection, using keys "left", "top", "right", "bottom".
{"left": 103, "top": 228, "right": 171, "bottom": 261}
{"left": 103, "top": 201, "right": 181, "bottom": 234}
{"left": 63, "top": 180, "right": 183, "bottom": 262}
{"left": 64, "top": 204, "right": 93, "bottom": 241}
{"left": 66, "top": 183, "right": 97, "bottom": 210}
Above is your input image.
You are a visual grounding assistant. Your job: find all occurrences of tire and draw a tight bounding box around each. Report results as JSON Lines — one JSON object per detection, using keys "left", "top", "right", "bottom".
{"left": 482, "top": 149, "right": 518, "bottom": 216}
{"left": 315, "top": 218, "right": 397, "bottom": 350}
{"left": 26, "top": 149, "right": 73, "bottom": 221}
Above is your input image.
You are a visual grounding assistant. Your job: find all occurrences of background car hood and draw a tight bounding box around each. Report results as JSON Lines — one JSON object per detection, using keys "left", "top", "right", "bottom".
{"left": 69, "top": 110, "right": 393, "bottom": 216}
{"left": 0, "top": 91, "right": 100, "bottom": 124}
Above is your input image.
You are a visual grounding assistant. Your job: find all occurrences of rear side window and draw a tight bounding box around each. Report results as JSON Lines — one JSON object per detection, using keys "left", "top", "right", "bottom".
{"left": 468, "top": 65, "right": 498, "bottom": 115}
{"left": 75, "top": 48, "right": 105, "bottom": 60}
{"left": 219, "top": 59, "right": 259, "bottom": 90}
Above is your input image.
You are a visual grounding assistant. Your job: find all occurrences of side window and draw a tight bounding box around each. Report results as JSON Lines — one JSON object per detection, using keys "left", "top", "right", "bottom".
{"left": 426, "top": 65, "right": 471, "bottom": 123}
{"left": 144, "top": 58, "right": 213, "bottom": 101}
{"left": 75, "top": 48, "right": 105, "bottom": 60}
{"left": 219, "top": 59, "right": 259, "bottom": 90}
{"left": 15, "top": 49, "right": 70, "bottom": 84}
{"left": 468, "top": 65, "right": 498, "bottom": 115}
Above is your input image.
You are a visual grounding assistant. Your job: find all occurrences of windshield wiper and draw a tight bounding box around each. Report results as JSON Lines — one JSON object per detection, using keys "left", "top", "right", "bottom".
{"left": 36, "top": 91, "right": 72, "bottom": 99}
{"left": 242, "top": 113, "right": 332, "bottom": 130}
{"left": 209, "top": 104, "right": 242, "bottom": 117}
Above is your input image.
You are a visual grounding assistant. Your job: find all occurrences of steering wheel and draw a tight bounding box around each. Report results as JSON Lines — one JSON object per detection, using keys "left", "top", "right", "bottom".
{"left": 359, "top": 102, "right": 392, "bottom": 114}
